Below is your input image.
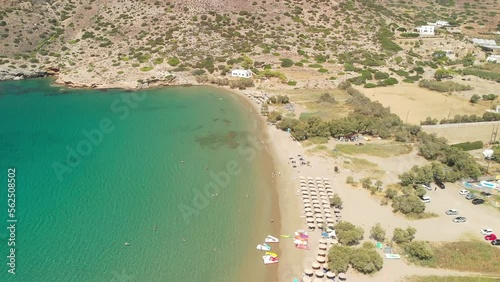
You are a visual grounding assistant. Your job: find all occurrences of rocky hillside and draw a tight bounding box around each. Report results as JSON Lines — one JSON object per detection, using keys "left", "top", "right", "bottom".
{"left": 0, "top": 0, "right": 497, "bottom": 88}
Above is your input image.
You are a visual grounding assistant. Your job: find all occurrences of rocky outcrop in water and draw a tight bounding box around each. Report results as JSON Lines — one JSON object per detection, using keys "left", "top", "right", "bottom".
{"left": 0, "top": 66, "right": 58, "bottom": 81}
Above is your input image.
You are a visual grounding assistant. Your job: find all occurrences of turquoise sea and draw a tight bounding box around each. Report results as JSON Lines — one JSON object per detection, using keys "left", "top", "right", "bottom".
{"left": 0, "top": 79, "right": 278, "bottom": 281}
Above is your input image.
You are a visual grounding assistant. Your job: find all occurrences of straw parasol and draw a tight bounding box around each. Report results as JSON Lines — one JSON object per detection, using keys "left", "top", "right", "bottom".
{"left": 315, "top": 270, "right": 325, "bottom": 278}
{"left": 312, "top": 200, "right": 319, "bottom": 204}
{"left": 305, "top": 212, "right": 314, "bottom": 217}
{"left": 338, "top": 273, "right": 347, "bottom": 280}
{"left": 304, "top": 203, "right": 311, "bottom": 208}
{"left": 326, "top": 272, "right": 335, "bottom": 279}
{"left": 318, "top": 249, "right": 327, "bottom": 256}
{"left": 314, "top": 208, "right": 322, "bottom": 213}
{"left": 317, "top": 256, "right": 326, "bottom": 263}
{"left": 307, "top": 223, "right": 316, "bottom": 229}
{"left": 316, "top": 217, "right": 324, "bottom": 223}
{"left": 315, "top": 212, "right": 323, "bottom": 217}
{"left": 306, "top": 218, "right": 315, "bottom": 223}
{"left": 322, "top": 204, "right": 330, "bottom": 209}
{"left": 319, "top": 192, "right": 327, "bottom": 197}
{"left": 304, "top": 269, "right": 313, "bottom": 276}
{"left": 319, "top": 243, "right": 327, "bottom": 250}
{"left": 312, "top": 262, "right": 321, "bottom": 269}
{"left": 319, "top": 238, "right": 327, "bottom": 244}
{"left": 320, "top": 195, "right": 328, "bottom": 200}
{"left": 305, "top": 207, "right": 312, "bottom": 212}
{"left": 303, "top": 199, "right": 310, "bottom": 203}
{"left": 321, "top": 199, "right": 329, "bottom": 204}
{"left": 302, "top": 190, "right": 309, "bottom": 194}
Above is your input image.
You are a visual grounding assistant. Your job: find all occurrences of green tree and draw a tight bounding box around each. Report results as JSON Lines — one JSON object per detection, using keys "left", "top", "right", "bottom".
{"left": 241, "top": 56, "right": 253, "bottom": 69}
{"left": 370, "top": 223, "right": 386, "bottom": 242}
{"left": 330, "top": 193, "right": 343, "bottom": 209}
{"left": 280, "top": 58, "right": 294, "bottom": 68}
{"left": 349, "top": 245, "right": 384, "bottom": 274}
{"left": 327, "top": 245, "right": 351, "bottom": 273}
{"left": 404, "top": 241, "right": 434, "bottom": 260}
{"left": 392, "top": 227, "right": 417, "bottom": 244}
{"left": 335, "top": 221, "right": 364, "bottom": 246}
{"left": 391, "top": 194, "right": 425, "bottom": 214}
{"left": 414, "top": 186, "right": 427, "bottom": 198}
{"left": 361, "top": 177, "right": 372, "bottom": 189}
{"left": 384, "top": 188, "right": 398, "bottom": 199}
{"left": 261, "top": 103, "right": 269, "bottom": 116}
{"left": 375, "top": 180, "right": 383, "bottom": 190}
{"left": 267, "top": 111, "right": 282, "bottom": 123}
{"left": 470, "top": 94, "right": 480, "bottom": 104}
{"left": 434, "top": 68, "right": 451, "bottom": 81}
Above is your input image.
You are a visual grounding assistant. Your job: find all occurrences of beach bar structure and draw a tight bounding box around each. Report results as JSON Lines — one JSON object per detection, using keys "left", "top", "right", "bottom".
{"left": 230, "top": 69, "right": 253, "bottom": 78}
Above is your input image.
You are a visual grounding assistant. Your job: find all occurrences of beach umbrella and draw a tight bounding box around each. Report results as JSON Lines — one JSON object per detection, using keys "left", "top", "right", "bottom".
{"left": 306, "top": 218, "right": 315, "bottom": 223}
{"left": 327, "top": 218, "right": 335, "bottom": 223}
{"left": 322, "top": 204, "right": 330, "bottom": 210}
{"left": 305, "top": 212, "right": 314, "bottom": 217}
{"left": 319, "top": 191, "right": 327, "bottom": 196}
{"left": 321, "top": 199, "right": 329, "bottom": 204}
{"left": 302, "top": 196, "right": 310, "bottom": 200}
{"left": 304, "top": 203, "right": 311, "bottom": 208}
{"left": 313, "top": 204, "right": 321, "bottom": 209}
{"left": 335, "top": 213, "right": 341, "bottom": 218}
{"left": 320, "top": 196, "right": 329, "bottom": 201}
{"left": 304, "top": 269, "right": 313, "bottom": 276}
{"left": 316, "top": 218, "right": 324, "bottom": 223}
{"left": 319, "top": 243, "right": 327, "bottom": 250}
{"left": 328, "top": 224, "right": 335, "bottom": 229}
{"left": 303, "top": 199, "right": 310, "bottom": 203}
{"left": 338, "top": 273, "right": 346, "bottom": 280}
{"left": 304, "top": 207, "right": 312, "bottom": 212}
{"left": 319, "top": 238, "right": 327, "bottom": 244}
{"left": 307, "top": 223, "right": 316, "bottom": 229}
{"left": 326, "top": 272, "right": 335, "bottom": 279}
{"left": 312, "top": 199, "right": 320, "bottom": 204}
{"left": 315, "top": 270, "right": 325, "bottom": 278}
{"left": 312, "top": 262, "right": 320, "bottom": 269}
{"left": 315, "top": 214, "right": 323, "bottom": 219}
{"left": 302, "top": 277, "right": 312, "bottom": 282}
{"left": 307, "top": 177, "right": 313, "bottom": 180}
{"left": 317, "top": 256, "right": 326, "bottom": 263}
{"left": 313, "top": 208, "right": 322, "bottom": 213}
{"left": 318, "top": 250, "right": 327, "bottom": 257}
{"left": 333, "top": 208, "right": 341, "bottom": 213}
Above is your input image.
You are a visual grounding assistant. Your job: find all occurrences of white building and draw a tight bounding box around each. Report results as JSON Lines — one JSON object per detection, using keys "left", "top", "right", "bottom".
{"left": 486, "top": 55, "right": 500, "bottom": 63}
{"left": 231, "top": 69, "right": 252, "bottom": 78}
{"left": 416, "top": 25, "right": 435, "bottom": 36}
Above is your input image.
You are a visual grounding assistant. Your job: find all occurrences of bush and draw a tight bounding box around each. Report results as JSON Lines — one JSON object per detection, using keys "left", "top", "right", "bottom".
{"left": 364, "top": 83, "right": 377, "bottom": 88}
{"left": 335, "top": 221, "right": 364, "bottom": 246}
{"left": 470, "top": 94, "right": 480, "bottom": 103}
{"left": 167, "top": 57, "right": 180, "bottom": 66}
{"left": 419, "top": 79, "right": 473, "bottom": 92}
{"left": 267, "top": 111, "right": 282, "bottom": 123}
{"left": 280, "top": 58, "right": 294, "bottom": 68}
{"left": 370, "top": 223, "right": 386, "bottom": 242}
{"left": 450, "top": 141, "right": 483, "bottom": 151}
{"left": 287, "top": 80, "right": 297, "bottom": 86}
{"left": 384, "top": 188, "right": 398, "bottom": 199}
{"left": 317, "top": 93, "right": 336, "bottom": 103}
{"left": 482, "top": 94, "right": 498, "bottom": 101}
{"left": 268, "top": 95, "right": 290, "bottom": 104}
{"left": 329, "top": 193, "right": 343, "bottom": 209}
{"left": 327, "top": 245, "right": 351, "bottom": 273}
{"left": 229, "top": 78, "right": 254, "bottom": 89}
{"left": 349, "top": 246, "right": 384, "bottom": 274}
{"left": 374, "top": 71, "right": 390, "bottom": 80}
{"left": 392, "top": 227, "right": 416, "bottom": 244}
{"left": 405, "top": 241, "right": 434, "bottom": 260}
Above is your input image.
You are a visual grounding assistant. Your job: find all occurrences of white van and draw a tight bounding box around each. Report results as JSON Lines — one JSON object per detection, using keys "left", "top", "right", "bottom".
{"left": 420, "top": 195, "right": 431, "bottom": 203}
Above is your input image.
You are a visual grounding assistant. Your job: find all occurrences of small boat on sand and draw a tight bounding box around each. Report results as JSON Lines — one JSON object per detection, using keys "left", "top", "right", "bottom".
{"left": 262, "top": 255, "right": 279, "bottom": 264}
{"left": 265, "top": 252, "right": 278, "bottom": 257}
{"left": 265, "top": 235, "right": 279, "bottom": 243}
{"left": 256, "top": 243, "right": 271, "bottom": 251}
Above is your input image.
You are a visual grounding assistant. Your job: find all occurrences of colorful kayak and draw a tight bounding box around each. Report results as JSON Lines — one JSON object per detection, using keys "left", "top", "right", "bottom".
{"left": 265, "top": 252, "right": 278, "bottom": 257}
{"left": 280, "top": 235, "right": 292, "bottom": 238}
{"left": 265, "top": 235, "right": 279, "bottom": 243}
{"left": 262, "top": 255, "right": 279, "bottom": 264}
{"left": 256, "top": 243, "right": 271, "bottom": 251}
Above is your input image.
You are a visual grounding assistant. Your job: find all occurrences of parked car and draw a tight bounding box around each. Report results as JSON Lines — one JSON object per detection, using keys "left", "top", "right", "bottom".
{"left": 459, "top": 189, "right": 470, "bottom": 195}
{"left": 421, "top": 184, "right": 432, "bottom": 191}
{"left": 420, "top": 195, "right": 431, "bottom": 203}
{"left": 485, "top": 234, "right": 497, "bottom": 241}
{"left": 472, "top": 199, "right": 485, "bottom": 205}
{"left": 491, "top": 239, "right": 500, "bottom": 246}
{"left": 434, "top": 178, "right": 445, "bottom": 189}
{"left": 481, "top": 191, "right": 492, "bottom": 198}
{"left": 481, "top": 228, "right": 494, "bottom": 235}
{"left": 465, "top": 193, "right": 477, "bottom": 200}
{"left": 445, "top": 209, "right": 458, "bottom": 215}
{"left": 453, "top": 217, "right": 466, "bottom": 223}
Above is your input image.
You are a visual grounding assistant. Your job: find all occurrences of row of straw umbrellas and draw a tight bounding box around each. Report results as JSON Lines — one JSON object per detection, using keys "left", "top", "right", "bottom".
{"left": 299, "top": 177, "right": 341, "bottom": 230}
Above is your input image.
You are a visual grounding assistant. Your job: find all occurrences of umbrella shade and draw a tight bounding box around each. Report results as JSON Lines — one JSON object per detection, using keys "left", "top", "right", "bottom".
{"left": 317, "top": 256, "right": 326, "bottom": 263}
{"left": 319, "top": 192, "right": 327, "bottom": 196}
{"left": 305, "top": 212, "right": 314, "bottom": 217}
{"left": 302, "top": 277, "right": 312, "bottom": 282}
{"left": 302, "top": 195, "right": 310, "bottom": 200}
{"left": 304, "top": 203, "right": 311, "bottom": 208}
{"left": 338, "top": 273, "right": 346, "bottom": 280}
{"left": 319, "top": 238, "right": 327, "bottom": 244}
{"left": 315, "top": 270, "right": 325, "bottom": 278}
{"left": 304, "top": 268, "right": 313, "bottom": 275}
{"left": 312, "top": 262, "right": 321, "bottom": 269}
{"left": 321, "top": 199, "right": 329, "bottom": 204}
{"left": 316, "top": 217, "right": 324, "bottom": 223}
{"left": 312, "top": 200, "right": 319, "bottom": 204}
{"left": 313, "top": 204, "right": 321, "bottom": 209}
{"left": 334, "top": 208, "right": 341, "bottom": 213}
{"left": 307, "top": 223, "right": 316, "bottom": 229}
{"left": 324, "top": 212, "right": 332, "bottom": 217}
{"left": 319, "top": 243, "right": 328, "bottom": 250}
{"left": 322, "top": 204, "right": 330, "bottom": 209}
{"left": 303, "top": 199, "right": 310, "bottom": 203}
{"left": 320, "top": 195, "right": 329, "bottom": 200}
{"left": 306, "top": 218, "right": 315, "bottom": 223}
{"left": 327, "top": 218, "right": 335, "bottom": 223}
{"left": 326, "top": 272, "right": 335, "bottom": 279}
{"left": 328, "top": 224, "right": 335, "bottom": 229}
{"left": 335, "top": 213, "right": 342, "bottom": 217}
{"left": 307, "top": 177, "right": 313, "bottom": 180}
{"left": 314, "top": 208, "right": 322, "bottom": 213}
{"left": 301, "top": 190, "right": 309, "bottom": 194}
{"left": 305, "top": 208, "right": 312, "bottom": 212}
{"left": 315, "top": 213, "right": 323, "bottom": 217}
{"left": 318, "top": 250, "right": 327, "bottom": 256}
{"left": 308, "top": 180, "right": 315, "bottom": 184}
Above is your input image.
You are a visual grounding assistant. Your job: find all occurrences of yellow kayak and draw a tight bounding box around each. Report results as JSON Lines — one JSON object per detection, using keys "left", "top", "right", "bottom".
{"left": 266, "top": 252, "right": 278, "bottom": 257}
{"left": 280, "top": 235, "right": 292, "bottom": 238}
